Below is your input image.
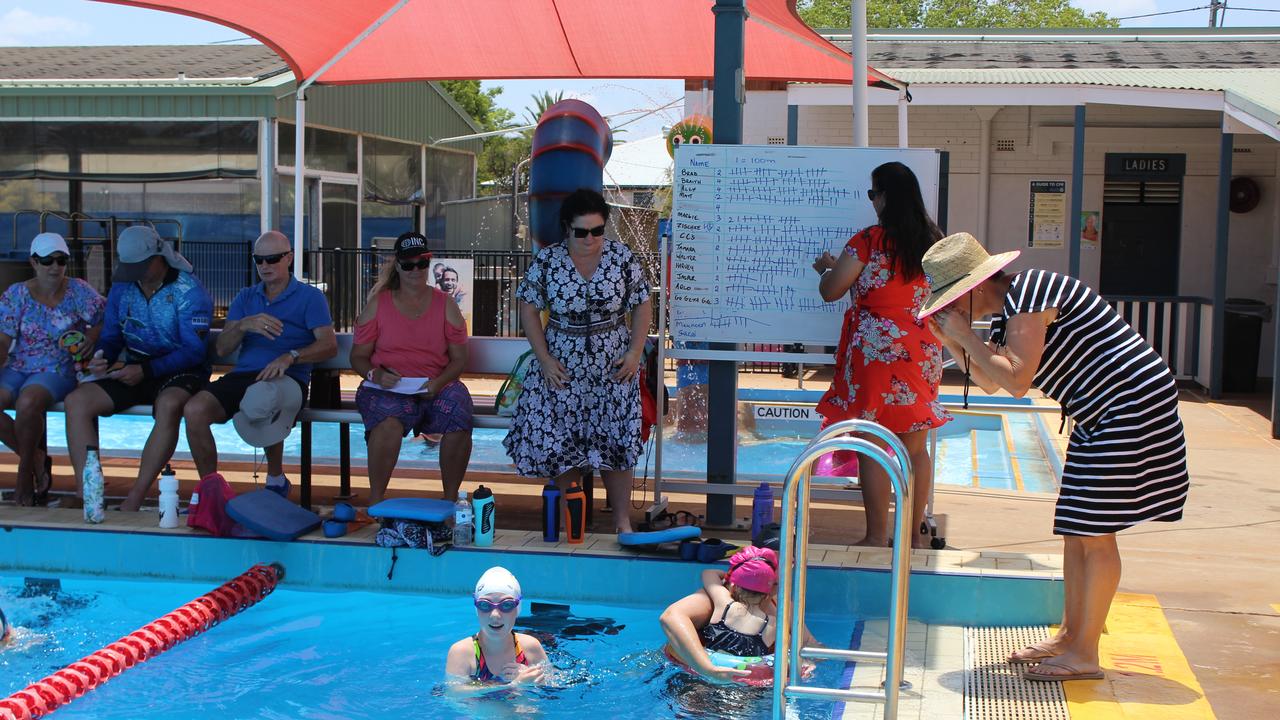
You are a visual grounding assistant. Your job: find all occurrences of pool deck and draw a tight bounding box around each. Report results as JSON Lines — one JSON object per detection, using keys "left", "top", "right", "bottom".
{"left": 1, "top": 370, "right": 1277, "bottom": 719}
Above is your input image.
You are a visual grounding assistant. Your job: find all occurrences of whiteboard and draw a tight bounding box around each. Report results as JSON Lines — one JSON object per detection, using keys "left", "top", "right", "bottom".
{"left": 670, "top": 145, "right": 942, "bottom": 345}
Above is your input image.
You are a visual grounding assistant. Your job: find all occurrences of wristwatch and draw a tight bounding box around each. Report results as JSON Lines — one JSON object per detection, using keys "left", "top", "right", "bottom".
{"left": 288, "top": 349, "right": 301, "bottom": 363}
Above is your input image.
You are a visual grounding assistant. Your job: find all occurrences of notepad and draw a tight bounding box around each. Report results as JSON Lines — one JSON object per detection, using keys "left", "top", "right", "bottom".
{"left": 360, "top": 377, "right": 432, "bottom": 395}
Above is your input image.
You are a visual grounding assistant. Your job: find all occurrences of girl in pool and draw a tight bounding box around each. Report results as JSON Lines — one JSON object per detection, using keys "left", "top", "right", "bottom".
{"left": 445, "top": 567, "right": 549, "bottom": 686}
{"left": 699, "top": 547, "right": 779, "bottom": 660}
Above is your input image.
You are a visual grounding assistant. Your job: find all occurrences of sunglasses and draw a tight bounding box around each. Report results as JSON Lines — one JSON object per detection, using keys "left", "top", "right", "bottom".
{"left": 253, "top": 252, "right": 291, "bottom": 265}
{"left": 35, "top": 256, "right": 68, "bottom": 266}
{"left": 571, "top": 224, "right": 606, "bottom": 239}
{"left": 474, "top": 597, "right": 520, "bottom": 613}
{"left": 867, "top": 189, "right": 882, "bottom": 201}
{"left": 398, "top": 258, "right": 431, "bottom": 271}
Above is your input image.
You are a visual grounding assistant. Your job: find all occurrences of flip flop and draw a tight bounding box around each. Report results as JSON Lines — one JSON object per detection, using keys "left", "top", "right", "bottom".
{"left": 1008, "top": 642, "right": 1059, "bottom": 665}
{"left": 1022, "top": 660, "right": 1104, "bottom": 682}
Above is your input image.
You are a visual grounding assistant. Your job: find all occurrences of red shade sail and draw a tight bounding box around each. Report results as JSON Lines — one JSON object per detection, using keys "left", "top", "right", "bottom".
{"left": 96, "top": 0, "right": 897, "bottom": 87}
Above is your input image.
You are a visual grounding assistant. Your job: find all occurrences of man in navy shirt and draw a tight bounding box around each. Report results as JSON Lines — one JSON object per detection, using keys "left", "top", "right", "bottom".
{"left": 182, "top": 231, "right": 337, "bottom": 492}
{"left": 64, "top": 226, "right": 213, "bottom": 511}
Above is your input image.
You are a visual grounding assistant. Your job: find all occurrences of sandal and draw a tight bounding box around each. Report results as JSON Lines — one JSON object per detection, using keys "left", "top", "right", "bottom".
{"left": 1022, "top": 660, "right": 1104, "bottom": 682}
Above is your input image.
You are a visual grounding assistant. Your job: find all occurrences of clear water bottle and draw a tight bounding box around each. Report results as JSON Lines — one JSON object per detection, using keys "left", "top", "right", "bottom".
{"left": 83, "top": 446, "right": 105, "bottom": 524}
{"left": 158, "top": 464, "right": 179, "bottom": 529}
{"left": 452, "top": 490, "right": 473, "bottom": 547}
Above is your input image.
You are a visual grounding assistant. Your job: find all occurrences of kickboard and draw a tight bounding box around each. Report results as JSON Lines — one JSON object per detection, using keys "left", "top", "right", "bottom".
{"left": 226, "top": 489, "right": 321, "bottom": 541}
{"left": 617, "top": 526, "right": 702, "bottom": 546}
{"left": 368, "top": 497, "right": 453, "bottom": 523}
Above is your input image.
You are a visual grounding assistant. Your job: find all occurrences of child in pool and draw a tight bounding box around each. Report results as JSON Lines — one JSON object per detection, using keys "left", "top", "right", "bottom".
{"left": 699, "top": 547, "right": 780, "bottom": 659}
{"left": 445, "top": 567, "right": 549, "bottom": 687}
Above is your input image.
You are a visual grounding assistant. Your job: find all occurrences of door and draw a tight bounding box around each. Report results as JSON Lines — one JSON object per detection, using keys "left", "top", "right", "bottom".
{"left": 1100, "top": 180, "right": 1181, "bottom": 296}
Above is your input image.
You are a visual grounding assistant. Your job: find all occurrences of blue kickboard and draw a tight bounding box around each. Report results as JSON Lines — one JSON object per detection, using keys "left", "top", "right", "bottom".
{"left": 226, "top": 489, "right": 321, "bottom": 541}
{"left": 617, "top": 526, "right": 702, "bottom": 546}
{"left": 368, "top": 497, "right": 454, "bottom": 523}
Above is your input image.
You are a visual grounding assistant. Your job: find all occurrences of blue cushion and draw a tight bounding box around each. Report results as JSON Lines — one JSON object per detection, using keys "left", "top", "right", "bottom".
{"left": 368, "top": 497, "right": 454, "bottom": 523}
{"left": 617, "top": 526, "right": 702, "bottom": 546}
{"left": 226, "top": 489, "right": 321, "bottom": 541}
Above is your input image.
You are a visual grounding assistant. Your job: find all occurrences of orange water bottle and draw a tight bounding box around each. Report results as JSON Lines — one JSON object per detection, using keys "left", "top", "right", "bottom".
{"left": 564, "top": 482, "right": 586, "bottom": 544}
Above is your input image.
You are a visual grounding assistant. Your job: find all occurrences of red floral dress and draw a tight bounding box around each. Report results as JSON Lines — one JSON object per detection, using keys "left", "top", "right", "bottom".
{"left": 816, "top": 226, "right": 951, "bottom": 434}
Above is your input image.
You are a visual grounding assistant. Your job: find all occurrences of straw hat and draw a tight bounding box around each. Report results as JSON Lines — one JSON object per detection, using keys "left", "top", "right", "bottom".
{"left": 917, "top": 233, "right": 1021, "bottom": 320}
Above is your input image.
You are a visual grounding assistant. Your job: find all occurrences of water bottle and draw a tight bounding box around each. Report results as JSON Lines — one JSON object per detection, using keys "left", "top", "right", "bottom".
{"left": 564, "top": 482, "right": 586, "bottom": 544}
{"left": 472, "top": 485, "right": 495, "bottom": 547}
{"left": 158, "top": 464, "right": 179, "bottom": 529}
{"left": 541, "top": 482, "right": 562, "bottom": 542}
{"left": 83, "top": 446, "right": 105, "bottom": 524}
{"left": 452, "top": 490, "right": 473, "bottom": 547}
{"left": 751, "top": 482, "right": 774, "bottom": 543}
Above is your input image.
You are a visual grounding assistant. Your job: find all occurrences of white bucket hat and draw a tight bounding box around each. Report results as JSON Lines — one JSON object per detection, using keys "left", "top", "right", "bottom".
{"left": 233, "top": 378, "right": 303, "bottom": 448}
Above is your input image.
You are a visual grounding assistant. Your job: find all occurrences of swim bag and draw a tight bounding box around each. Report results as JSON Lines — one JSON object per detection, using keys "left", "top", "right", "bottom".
{"left": 494, "top": 350, "right": 536, "bottom": 417}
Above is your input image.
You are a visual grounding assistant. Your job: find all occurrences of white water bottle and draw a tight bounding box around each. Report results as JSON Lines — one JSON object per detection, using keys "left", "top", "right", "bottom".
{"left": 83, "top": 446, "right": 105, "bottom": 524}
{"left": 453, "top": 490, "right": 473, "bottom": 547}
{"left": 158, "top": 464, "right": 179, "bottom": 529}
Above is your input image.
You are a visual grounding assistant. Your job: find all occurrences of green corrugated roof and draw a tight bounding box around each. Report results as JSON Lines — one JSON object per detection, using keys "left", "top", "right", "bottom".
{"left": 884, "top": 67, "right": 1280, "bottom": 133}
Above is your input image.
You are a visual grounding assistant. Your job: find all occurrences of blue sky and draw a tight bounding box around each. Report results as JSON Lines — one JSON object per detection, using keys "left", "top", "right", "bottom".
{"left": 0, "top": 0, "right": 1275, "bottom": 138}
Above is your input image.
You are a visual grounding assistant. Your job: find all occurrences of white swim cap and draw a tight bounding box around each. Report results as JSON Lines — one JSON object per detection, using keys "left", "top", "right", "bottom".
{"left": 474, "top": 566, "right": 521, "bottom": 599}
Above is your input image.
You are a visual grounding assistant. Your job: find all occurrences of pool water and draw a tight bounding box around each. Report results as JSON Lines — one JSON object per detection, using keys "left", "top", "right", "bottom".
{"left": 1, "top": 576, "right": 860, "bottom": 720}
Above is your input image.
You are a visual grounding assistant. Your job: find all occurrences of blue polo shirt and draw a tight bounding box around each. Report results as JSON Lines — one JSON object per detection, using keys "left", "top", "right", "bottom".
{"left": 226, "top": 277, "right": 332, "bottom": 384}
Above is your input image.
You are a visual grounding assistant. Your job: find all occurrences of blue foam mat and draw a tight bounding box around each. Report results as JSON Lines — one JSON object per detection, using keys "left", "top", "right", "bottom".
{"left": 617, "top": 525, "right": 702, "bottom": 546}
{"left": 368, "top": 497, "right": 454, "bottom": 523}
{"left": 226, "top": 489, "right": 321, "bottom": 541}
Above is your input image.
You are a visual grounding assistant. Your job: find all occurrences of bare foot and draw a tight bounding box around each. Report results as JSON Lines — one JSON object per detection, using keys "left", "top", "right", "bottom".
{"left": 1008, "top": 637, "right": 1068, "bottom": 663}
{"left": 853, "top": 536, "right": 890, "bottom": 547}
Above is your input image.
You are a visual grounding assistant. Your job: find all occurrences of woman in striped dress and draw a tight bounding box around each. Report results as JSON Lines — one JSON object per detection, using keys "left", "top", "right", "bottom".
{"left": 920, "top": 233, "right": 1189, "bottom": 683}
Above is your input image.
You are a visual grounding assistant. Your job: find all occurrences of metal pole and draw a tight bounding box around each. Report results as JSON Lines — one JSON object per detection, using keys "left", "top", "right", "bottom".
{"left": 293, "top": 93, "right": 306, "bottom": 279}
{"left": 897, "top": 87, "right": 908, "bottom": 148}
{"left": 1069, "top": 105, "right": 1086, "bottom": 278}
{"left": 851, "top": 0, "right": 869, "bottom": 147}
{"left": 1210, "top": 132, "right": 1233, "bottom": 398}
{"left": 655, "top": 233, "right": 669, "bottom": 501}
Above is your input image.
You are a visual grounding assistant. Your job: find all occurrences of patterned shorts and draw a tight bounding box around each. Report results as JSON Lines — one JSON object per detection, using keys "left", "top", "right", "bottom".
{"left": 355, "top": 380, "right": 473, "bottom": 438}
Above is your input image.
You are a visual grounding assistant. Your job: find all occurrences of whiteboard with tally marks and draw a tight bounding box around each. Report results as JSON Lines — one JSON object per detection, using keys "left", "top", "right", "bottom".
{"left": 670, "top": 145, "right": 942, "bottom": 345}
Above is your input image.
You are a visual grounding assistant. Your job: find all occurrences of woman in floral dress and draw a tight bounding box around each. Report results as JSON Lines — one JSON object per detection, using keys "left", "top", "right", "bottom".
{"left": 812, "top": 162, "right": 949, "bottom": 548}
{"left": 504, "top": 190, "right": 652, "bottom": 534}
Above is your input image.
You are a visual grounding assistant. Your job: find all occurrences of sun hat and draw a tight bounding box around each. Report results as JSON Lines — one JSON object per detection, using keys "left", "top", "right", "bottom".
{"left": 30, "top": 232, "right": 70, "bottom": 258}
{"left": 917, "top": 232, "right": 1021, "bottom": 320}
{"left": 393, "top": 231, "right": 431, "bottom": 261}
{"left": 474, "top": 566, "right": 521, "bottom": 599}
{"left": 113, "top": 226, "right": 193, "bottom": 283}
{"left": 232, "top": 377, "right": 304, "bottom": 448}
{"left": 726, "top": 546, "right": 778, "bottom": 594}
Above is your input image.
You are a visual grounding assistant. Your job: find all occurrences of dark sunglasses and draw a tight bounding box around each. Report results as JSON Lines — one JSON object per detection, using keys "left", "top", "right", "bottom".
{"left": 35, "top": 256, "right": 68, "bottom": 266}
{"left": 398, "top": 258, "right": 431, "bottom": 271}
{"left": 253, "top": 251, "right": 291, "bottom": 265}
{"left": 474, "top": 597, "right": 520, "bottom": 613}
{"left": 867, "top": 189, "right": 882, "bottom": 201}
{"left": 571, "top": 224, "right": 606, "bottom": 239}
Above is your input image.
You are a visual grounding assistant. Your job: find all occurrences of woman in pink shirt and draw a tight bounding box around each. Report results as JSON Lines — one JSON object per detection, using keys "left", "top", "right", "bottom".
{"left": 350, "top": 232, "right": 473, "bottom": 504}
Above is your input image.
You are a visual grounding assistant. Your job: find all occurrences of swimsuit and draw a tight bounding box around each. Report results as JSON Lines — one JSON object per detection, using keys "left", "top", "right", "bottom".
{"left": 472, "top": 631, "right": 526, "bottom": 683}
{"left": 698, "top": 601, "right": 773, "bottom": 658}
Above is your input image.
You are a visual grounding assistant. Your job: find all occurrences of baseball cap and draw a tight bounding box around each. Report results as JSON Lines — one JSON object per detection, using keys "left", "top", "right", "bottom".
{"left": 30, "top": 233, "right": 70, "bottom": 258}
{"left": 113, "top": 226, "right": 193, "bottom": 283}
{"left": 726, "top": 546, "right": 778, "bottom": 594}
{"left": 393, "top": 231, "right": 430, "bottom": 260}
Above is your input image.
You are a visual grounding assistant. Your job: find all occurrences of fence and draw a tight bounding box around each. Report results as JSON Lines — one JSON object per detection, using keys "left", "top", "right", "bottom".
{"left": 1104, "top": 295, "right": 1207, "bottom": 381}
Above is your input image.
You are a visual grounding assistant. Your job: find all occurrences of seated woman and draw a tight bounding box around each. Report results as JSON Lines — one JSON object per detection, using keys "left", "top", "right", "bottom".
{"left": 0, "top": 233, "right": 104, "bottom": 506}
{"left": 350, "top": 232, "right": 473, "bottom": 504}
{"left": 445, "top": 567, "right": 549, "bottom": 686}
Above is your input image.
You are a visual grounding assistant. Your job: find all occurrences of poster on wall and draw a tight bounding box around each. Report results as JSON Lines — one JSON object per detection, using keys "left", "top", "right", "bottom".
{"left": 1081, "top": 211, "right": 1101, "bottom": 249}
{"left": 1027, "top": 181, "right": 1066, "bottom": 248}
{"left": 432, "top": 258, "right": 474, "bottom": 330}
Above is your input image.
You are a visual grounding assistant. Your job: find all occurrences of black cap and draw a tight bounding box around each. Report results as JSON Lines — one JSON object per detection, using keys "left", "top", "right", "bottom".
{"left": 393, "top": 231, "right": 430, "bottom": 260}
{"left": 473, "top": 485, "right": 492, "bottom": 500}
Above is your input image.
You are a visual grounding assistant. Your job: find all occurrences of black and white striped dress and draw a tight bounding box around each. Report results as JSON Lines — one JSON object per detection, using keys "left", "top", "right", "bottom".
{"left": 991, "top": 270, "right": 1189, "bottom": 536}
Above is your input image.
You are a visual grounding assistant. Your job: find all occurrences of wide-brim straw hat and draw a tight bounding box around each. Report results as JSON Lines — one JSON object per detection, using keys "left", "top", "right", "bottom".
{"left": 918, "top": 232, "right": 1021, "bottom": 320}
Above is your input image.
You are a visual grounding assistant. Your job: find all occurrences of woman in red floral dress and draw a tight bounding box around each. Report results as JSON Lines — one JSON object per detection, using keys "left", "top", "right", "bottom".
{"left": 812, "top": 162, "right": 950, "bottom": 548}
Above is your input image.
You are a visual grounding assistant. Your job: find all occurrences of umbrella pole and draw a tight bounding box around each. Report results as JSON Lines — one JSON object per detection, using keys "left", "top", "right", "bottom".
{"left": 851, "top": 0, "right": 868, "bottom": 147}
{"left": 294, "top": 92, "right": 306, "bottom": 280}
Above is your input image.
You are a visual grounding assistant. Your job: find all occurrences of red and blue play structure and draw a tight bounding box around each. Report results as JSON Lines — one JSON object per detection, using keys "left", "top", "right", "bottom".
{"left": 528, "top": 99, "right": 613, "bottom": 248}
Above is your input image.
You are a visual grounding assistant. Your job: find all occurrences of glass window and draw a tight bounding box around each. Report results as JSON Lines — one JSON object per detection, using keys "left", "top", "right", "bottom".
{"left": 81, "top": 179, "right": 261, "bottom": 243}
{"left": 362, "top": 201, "right": 415, "bottom": 250}
{"left": 424, "top": 147, "right": 475, "bottom": 242}
{"left": 363, "top": 137, "right": 422, "bottom": 204}
{"left": 0, "top": 179, "right": 71, "bottom": 253}
{"left": 278, "top": 122, "right": 358, "bottom": 174}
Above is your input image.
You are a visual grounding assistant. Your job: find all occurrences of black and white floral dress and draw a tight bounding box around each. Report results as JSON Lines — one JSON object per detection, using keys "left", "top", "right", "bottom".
{"left": 503, "top": 239, "right": 652, "bottom": 478}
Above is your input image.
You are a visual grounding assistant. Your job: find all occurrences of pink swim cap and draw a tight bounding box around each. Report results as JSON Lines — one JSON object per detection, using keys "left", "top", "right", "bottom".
{"left": 726, "top": 546, "right": 778, "bottom": 594}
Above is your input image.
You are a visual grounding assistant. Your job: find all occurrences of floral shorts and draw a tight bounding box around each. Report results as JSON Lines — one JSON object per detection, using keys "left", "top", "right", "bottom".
{"left": 355, "top": 380, "right": 473, "bottom": 438}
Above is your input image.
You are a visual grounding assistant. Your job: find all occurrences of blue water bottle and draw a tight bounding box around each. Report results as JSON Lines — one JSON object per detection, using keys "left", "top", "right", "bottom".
{"left": 541, "top": 482, "right": 562, "bottom": 542}
{"left": 751, "top": 482, "right": 774, "bottom": 543}
{"left": 472, "top": 485, "right": 495, "bottom": 547}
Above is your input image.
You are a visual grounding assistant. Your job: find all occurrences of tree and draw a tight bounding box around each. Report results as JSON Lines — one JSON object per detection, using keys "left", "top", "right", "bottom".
{"left": 523, "top": 90, "right": 565, "bottom": 126}
{"left": 438, "top": 81, "right": 527, "bottom": 194}
{"left": 795, "top": 0, "right": 1118, "bottom": 29}
{"left": 437, "top": 80, "right": 513, "bottom": 132}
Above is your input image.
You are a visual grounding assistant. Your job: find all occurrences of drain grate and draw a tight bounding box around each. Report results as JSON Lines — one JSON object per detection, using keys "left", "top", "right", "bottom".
{"left": 964, "top": 626, "right": 1069, "bottom": 720}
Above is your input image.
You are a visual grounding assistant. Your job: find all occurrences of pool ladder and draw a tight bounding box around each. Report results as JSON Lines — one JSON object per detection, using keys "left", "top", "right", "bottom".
{"left": 773, "top": 419, "right": 914, "bottom": 720}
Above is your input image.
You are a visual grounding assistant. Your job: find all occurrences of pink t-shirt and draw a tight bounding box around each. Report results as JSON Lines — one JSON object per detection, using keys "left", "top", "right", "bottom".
{"left": 354, "top": 288, "right": 467, "bottom": 378}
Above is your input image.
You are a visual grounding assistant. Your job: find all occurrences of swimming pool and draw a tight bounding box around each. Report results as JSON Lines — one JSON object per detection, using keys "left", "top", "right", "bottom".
{"left": 1, "top": 527, "right": 1062, "bottom": 719}
{"left": 27, "top": 391, "right": 1060, "bottom": 493}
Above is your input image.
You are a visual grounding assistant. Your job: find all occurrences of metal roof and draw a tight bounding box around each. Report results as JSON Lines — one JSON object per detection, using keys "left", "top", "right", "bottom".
{"left": 0, "top": 45, "right": 285, "bottom": 83}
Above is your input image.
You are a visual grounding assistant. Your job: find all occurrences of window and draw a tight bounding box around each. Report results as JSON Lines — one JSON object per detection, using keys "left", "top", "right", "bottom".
{"left": 278, "top": 122, "right": 358, "bottom": 174}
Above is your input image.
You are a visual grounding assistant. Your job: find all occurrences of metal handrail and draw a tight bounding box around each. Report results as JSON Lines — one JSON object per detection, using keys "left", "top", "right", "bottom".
{"left": 773, "top": 432, "right": 912, "bottom": 719}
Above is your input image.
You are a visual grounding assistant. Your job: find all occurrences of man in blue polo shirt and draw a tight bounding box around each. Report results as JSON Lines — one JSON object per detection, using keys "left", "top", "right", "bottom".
{"left": 182, "top": 231, "right": 337, "bottom": 493}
